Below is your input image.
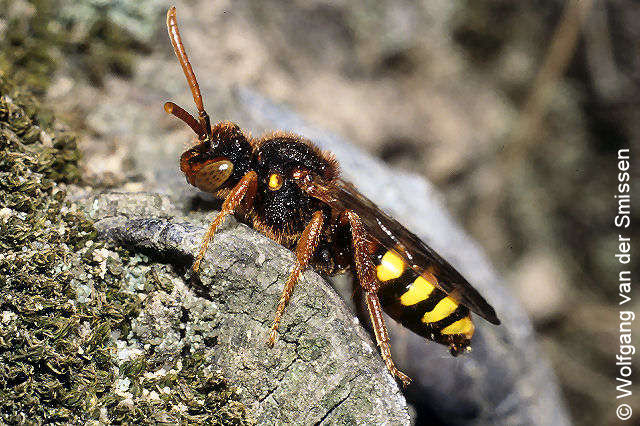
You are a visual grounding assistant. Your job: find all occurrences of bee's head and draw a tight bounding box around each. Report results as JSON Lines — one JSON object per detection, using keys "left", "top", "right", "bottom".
{"left": 177, "top": 121, "right": 254, "bottom": 194}
{"left": 164, "top": 7, "right": 253, "bottom": 194}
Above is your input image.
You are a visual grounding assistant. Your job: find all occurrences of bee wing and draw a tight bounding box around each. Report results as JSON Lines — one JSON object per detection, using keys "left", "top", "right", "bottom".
{"left": 308, "top": 177, "right": 500, "bottom": 325}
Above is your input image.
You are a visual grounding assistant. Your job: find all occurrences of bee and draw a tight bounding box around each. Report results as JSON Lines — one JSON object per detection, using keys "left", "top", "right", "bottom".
{"left": 164, "top": 6, "right": 500, "bottom": 386}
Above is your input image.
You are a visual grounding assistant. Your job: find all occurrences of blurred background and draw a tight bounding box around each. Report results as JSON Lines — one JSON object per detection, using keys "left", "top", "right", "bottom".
{"left": 1, "top": 0, "right": 638, "bottom": 424}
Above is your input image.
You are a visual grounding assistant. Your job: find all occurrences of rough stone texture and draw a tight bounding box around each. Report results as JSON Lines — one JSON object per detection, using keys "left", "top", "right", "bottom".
{"left": 82, "top": 192, "right": 410, "bottom": 425}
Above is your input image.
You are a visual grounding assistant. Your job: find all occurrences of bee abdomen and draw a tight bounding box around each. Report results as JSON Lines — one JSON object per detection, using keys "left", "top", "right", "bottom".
{"left": 374, "top": 248, "right": 475, "bottom": 352}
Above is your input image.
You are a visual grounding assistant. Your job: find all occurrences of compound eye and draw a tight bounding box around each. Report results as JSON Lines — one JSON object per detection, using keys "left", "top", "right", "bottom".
{"left": 268, "top": 173, "right": 283, "bottom": 190}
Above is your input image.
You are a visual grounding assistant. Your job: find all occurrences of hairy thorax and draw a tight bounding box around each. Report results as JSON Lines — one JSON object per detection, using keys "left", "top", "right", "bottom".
{"left": 249, "top": 133, "right": 338, "bottom": 248}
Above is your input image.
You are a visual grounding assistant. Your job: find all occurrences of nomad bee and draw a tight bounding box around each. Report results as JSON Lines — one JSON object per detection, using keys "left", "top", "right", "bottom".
{"left": 164, "top": 7, "right": 500, "bottom": 385}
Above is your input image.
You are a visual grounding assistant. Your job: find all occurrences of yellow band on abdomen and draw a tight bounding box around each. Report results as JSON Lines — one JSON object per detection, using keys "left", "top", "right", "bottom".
{"left": 376, "top": 251, "right": 405, "bottom": 281}
{"left": 400, "top": 276, "right": 436, "bottom": 306}
{"left": 422, "top": 297, "right": 458, "bottom": 323}
{"left": 441, "top": 316, "right": 475, "bottom": 337}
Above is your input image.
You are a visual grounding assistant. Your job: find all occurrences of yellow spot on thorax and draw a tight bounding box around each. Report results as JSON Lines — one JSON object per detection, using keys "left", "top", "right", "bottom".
{"left": 376, "top": 251, "right": 405, "bottom": 281}
{"left": 422, "top": 297, "right": 458, "bottom": 323}
{"left": 400, "top": 276, "right": 436, "bottom": 306}
{"left": 441, "top": 316, "right": 475, "bottom": 338}
{"left": 268, "top": 173, "right": 283, "bottom": 190}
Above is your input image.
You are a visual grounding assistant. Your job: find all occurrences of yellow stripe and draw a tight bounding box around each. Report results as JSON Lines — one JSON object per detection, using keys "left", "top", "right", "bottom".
{"left": 422, "top": 297, "right": 458, "bottom": 323}
{"left": 376, "top": 251, "right": 405, "bottom": 281}
{"left": 400, "top": 276, "right": 436, "bottom": 306}
{"left": 441, "top": 317, "right": 475, "bottom": 337}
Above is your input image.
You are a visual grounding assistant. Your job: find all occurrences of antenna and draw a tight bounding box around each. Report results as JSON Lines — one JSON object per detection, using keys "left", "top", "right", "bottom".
{"left": 165, "top": 6, "right": 212, "bottom": 142}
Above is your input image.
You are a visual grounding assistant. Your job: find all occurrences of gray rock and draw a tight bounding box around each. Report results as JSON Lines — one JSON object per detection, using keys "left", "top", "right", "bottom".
{"left": 84, "top": 192, "right": 410, "bottom": 425}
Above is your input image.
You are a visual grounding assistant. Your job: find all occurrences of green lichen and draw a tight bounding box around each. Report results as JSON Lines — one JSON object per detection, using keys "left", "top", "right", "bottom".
{"left": 0, "top": 75, "right": 250, "bottom": 424}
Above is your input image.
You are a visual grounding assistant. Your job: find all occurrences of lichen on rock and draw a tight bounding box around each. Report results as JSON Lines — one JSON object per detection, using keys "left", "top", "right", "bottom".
{"left": 0, "top": 74, "right": 250, "bottom": 424}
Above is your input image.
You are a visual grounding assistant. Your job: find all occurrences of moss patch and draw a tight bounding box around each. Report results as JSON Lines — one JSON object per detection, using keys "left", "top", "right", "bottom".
{"left": 0, "top": 74, "right": 250, "bottom": 423}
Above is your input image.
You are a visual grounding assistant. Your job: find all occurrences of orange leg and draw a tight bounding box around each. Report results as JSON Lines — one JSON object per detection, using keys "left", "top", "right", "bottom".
{"left": 345, "top": 210, "right": 411, "bottom": 386}
{"left": 192, "top": 171, "right": 257, "bottom": 274}
{"left": 268, "top": 210, "right": 324, "bottom": 346}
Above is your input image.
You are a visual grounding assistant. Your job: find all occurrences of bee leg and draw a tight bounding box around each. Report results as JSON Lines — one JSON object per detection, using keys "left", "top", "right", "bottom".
{"left": 364, "top": 292, "right": 412, "bottom": 386}
{"left": 268, "top": 210, "right": 324, "bottom": 346}
{"left": 345, "top": 210, "right": 412, "bottom": 386}
{"left": 192, "top": 171, "right": 257, "bottom": 274}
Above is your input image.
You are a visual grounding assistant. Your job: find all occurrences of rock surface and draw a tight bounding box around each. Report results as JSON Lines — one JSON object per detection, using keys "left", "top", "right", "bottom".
{"left": 83, "top": 192, "right": 410, "bottom": 425}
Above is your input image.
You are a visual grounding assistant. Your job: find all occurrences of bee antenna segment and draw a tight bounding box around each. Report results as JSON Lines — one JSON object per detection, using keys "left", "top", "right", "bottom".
{"left": 166, "top": 6, "right": 212, "bottom": 141}
{"left": 164, "top": 102, "right": 206, "bottom": 139}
